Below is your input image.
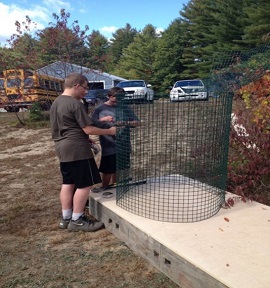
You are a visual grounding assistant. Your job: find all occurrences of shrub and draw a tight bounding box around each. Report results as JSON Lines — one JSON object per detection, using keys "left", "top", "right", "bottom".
{"left": 227, "top": 72, "right": 270, "bottom": 205}
{"left": 29, "top": 102, "right": 43, "bottom": 122}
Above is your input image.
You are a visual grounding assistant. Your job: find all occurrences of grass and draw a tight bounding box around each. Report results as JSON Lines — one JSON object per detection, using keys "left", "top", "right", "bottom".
{"left": 0, "top": 112, "right": 180, "bottom": 288}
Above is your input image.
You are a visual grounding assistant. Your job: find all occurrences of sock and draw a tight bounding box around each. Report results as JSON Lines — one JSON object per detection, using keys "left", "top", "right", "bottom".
{"left": 62, "top": 209, "right": 72, "bottom": 220}
{"left": 72, "top": 212, "right": 84, "bottom": 221}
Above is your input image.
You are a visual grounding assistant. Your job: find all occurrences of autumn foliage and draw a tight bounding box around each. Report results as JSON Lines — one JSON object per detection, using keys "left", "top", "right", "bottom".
{"left": 227, "top": 71, "right": 270, "bottom": 205}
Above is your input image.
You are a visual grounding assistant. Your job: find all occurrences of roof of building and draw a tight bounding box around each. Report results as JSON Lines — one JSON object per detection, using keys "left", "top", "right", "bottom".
{"left": 36, "top": 61, "right": 126, "bottom": 82}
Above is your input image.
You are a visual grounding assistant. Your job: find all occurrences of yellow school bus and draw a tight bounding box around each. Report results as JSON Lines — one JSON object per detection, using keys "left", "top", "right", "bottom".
{"left": 0, "top": 69, "right": 64, "bottom": 112}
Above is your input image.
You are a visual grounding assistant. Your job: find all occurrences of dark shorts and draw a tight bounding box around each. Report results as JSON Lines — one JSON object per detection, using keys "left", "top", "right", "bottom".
{"left": 99, "top": 153, "right": 131, "bottom": 174}
{"left": 60, "top": 158, "right": 101, "bottom": 188}
{"left": 99, "top": 154, "right": 116, "bottom": 174}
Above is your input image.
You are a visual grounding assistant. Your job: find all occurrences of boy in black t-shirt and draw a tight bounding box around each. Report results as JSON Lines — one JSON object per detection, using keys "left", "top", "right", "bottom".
{"left": 91, "top": 87, "right": 140, "bottom": 192}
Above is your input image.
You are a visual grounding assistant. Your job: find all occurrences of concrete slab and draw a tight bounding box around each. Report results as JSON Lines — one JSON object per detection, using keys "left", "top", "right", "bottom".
{"left": 89, "top": 190, "right": 270, "bottom": 288}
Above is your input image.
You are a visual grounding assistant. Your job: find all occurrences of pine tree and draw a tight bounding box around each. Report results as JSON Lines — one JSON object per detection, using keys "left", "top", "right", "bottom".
{"left": 153, "top": 19, "right": 186, "bottom": 93}
{"left": 179, "top": 0, "right": 251, "bottom": 79}
{"left": 107, "top": 24, "right": 137, "bottom": 72}
{"left": 243, "top": 0, "right": 270, "bottom": 45}
{"left": 114, "top": 24, "right": 159, "bottom": 82}
{"left": 85, "top": 30, "right": 109, "bottom": 71}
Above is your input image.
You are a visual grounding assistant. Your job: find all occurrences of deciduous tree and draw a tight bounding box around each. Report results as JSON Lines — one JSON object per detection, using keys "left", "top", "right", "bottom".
{"left": 37, "top": 9, "right": 89, "bottom": 67}
{"left": 227, "top": 50, "right": 270, "bottom": 205}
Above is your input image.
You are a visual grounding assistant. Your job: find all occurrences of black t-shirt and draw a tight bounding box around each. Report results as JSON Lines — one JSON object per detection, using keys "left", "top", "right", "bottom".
{"left": 92, "top": 103, "right": 139, "bottom": 156}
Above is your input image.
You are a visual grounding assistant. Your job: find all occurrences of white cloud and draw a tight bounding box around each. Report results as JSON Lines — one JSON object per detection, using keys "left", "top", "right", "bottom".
{"left": 0, "top": 2, "right": 50, "bottom": 45}
{"left": 100, "top": 26, "right": 164, "bottom": 38}
{"left": 42, "top": 0, "right": 71, "bottom": 14}
{"left": 0, "top": 1, "right": 72, "bottom": 45}
{"left": 100, "top": 26, "right": 118, "bottom": 35}
{"left": 156, "top": 27, "right": 164, "bottom": 37}
{"left": 78, "top": 8, "right": 87, "bottom": 14}
{"left": 156, "top": 27, "right": 164, "bottom": 34}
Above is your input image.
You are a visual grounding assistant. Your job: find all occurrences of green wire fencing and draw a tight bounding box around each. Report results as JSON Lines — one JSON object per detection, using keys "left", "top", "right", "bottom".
{"left": 115, "top": 92, "right": 232, "bottom": 223}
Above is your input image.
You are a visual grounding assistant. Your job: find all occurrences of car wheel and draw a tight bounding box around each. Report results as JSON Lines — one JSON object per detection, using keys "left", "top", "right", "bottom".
{"left": 146, "top": 94, "right": 154, "bottom": 103}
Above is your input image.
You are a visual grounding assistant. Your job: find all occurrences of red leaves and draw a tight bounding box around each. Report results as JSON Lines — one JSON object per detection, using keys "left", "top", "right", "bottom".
{"left": 227, "top": 73, "right": 270, "bottom": 206}
{"left": 227, "top": 197, "right": 235, "bottom": 207}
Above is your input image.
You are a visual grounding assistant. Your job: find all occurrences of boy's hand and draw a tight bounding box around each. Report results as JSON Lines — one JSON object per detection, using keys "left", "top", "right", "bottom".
{"left": 90, "top": 143, "right": 100, "bottom": 155}
{"left": 108, "top": 126, "right": 116, "bottom": 135}
{"left": 100, "top": 116, "right": 114, "bottom": 122}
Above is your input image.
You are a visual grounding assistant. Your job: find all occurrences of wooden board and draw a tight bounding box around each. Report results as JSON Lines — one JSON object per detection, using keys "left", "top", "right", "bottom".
{"left": 89, "top": 190, "right": 270, "bottom": 288}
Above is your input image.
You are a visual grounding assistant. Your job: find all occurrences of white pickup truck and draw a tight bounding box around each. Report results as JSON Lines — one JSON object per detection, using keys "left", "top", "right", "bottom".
{"left": 116, "top": 80, "right": 154, "bottom": 102}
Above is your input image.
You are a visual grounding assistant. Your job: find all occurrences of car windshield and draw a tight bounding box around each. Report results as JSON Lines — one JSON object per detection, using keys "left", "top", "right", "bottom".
{"left": 117, "top": 81, "right": 145, "bottom": 88}
{"left": 174, "top": 80, "right": 204, "bottom": 88}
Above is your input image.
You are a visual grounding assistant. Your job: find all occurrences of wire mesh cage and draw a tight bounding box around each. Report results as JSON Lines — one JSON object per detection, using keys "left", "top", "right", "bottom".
{"left": 115, "top": 88, "right": 233, "bottom": 223}
{"left": 210, "top": 43, "right": 270, "bottom": 93}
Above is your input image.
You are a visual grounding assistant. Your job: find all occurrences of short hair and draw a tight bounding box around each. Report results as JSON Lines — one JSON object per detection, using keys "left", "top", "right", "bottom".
{"left": 108, "top": 87, "right": 125, "bottom": 97}
{"left": 64, "top": 73, "right": 88, "bottom": 89}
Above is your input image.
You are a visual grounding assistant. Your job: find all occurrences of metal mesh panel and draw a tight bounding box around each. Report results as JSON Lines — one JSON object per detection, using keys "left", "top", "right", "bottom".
{"left": 209, "top": 43, "right": 270, "bottom": 94}
{"left": 115, "top": 92, "right": 233, "bottom": 223}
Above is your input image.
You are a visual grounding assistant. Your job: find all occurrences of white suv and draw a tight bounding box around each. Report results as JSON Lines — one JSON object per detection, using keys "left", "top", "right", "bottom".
{"left": 170, "top": 79, "right": 208, "bottom": 102}
{"left": 116, "top": 80, "right": 154, "bottom": 102}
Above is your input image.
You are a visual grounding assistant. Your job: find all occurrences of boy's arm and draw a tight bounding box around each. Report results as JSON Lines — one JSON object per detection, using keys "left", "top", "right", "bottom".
{"left": 91, "top": 118, "right": 113, "bottom": 129}
{"left": 83, "top": 125, "right": 116, "bottom": 136}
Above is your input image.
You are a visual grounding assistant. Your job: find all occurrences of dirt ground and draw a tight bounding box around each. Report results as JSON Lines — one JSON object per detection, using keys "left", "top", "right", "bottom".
{"left": 0, "top": 112, "right": 179, "bottom": 288}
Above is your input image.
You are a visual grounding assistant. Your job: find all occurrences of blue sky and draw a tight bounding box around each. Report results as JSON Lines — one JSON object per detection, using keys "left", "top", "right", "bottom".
{"left": 0, "top": 0, "right": 188, "bottom": 44}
